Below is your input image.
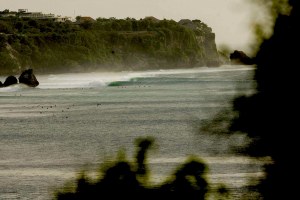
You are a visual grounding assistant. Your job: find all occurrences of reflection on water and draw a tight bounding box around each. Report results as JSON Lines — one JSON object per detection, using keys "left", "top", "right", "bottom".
{"left": 0, "top": 65, "right": 265, "bottom": 199}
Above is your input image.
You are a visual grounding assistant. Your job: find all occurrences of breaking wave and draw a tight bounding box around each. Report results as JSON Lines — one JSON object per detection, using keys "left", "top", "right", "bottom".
{"left": 0, "top": 65, "right": 255, "bottom": 90}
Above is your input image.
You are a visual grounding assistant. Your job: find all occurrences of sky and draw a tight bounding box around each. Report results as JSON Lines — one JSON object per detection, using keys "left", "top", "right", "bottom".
{"left": 1, "top": 0, "right": 266, "bottom": 54}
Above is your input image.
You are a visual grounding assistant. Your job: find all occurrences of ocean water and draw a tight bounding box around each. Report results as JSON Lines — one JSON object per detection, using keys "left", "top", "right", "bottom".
{"left": 0, "top": 65, "right": 269, "bottom": 199}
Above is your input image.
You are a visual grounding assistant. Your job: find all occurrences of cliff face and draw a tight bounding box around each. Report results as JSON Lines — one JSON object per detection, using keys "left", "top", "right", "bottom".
{"left": 0, "top": 17, "right": 221, "bottom": 75}
{"left": 179, "top": 19, "right": 220, "bottom": 66}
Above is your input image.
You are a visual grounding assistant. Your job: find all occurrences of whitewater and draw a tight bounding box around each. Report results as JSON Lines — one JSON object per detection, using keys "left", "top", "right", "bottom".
{"left": 0, "top": 65, "right": 268, "bottom": 199}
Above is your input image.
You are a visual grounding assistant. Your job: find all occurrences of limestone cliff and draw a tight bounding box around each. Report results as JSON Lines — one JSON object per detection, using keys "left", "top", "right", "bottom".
{"left": 0, "top": 17, "right": 221, "bottom": 74}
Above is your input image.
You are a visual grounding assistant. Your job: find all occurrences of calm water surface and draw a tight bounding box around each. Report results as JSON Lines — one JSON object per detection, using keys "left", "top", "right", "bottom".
{"left": 0, "top": 65, "right": 269, "bottom": 199}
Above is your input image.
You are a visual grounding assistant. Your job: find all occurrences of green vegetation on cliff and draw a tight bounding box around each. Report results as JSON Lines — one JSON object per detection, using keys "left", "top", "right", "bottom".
{"left": 0, "top": 16, "right": 220, "bottom": 75}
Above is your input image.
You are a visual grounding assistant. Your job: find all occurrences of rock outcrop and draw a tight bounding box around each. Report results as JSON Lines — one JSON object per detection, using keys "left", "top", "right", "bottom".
{"left": 230, "top": 50, "right": 254, "bottom": 65}
{"left": 0, "top": 69, "right": 39, "bottom": 88}
{"left": 18, "top": 69, "right": 39, "bottom": 87}
{"left": 3, "top": 75, "right": 18, "bottom": 87}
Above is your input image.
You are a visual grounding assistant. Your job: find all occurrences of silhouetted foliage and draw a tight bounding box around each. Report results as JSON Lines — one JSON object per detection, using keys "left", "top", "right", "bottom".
{"left": 195, "top": 1, "right": 299, "bottom": 199}
{"left": 55, "top": 138, "right": 219, "bottom": 200}
{"left": 229, "top": 0, "right": 299, "bottom": 199}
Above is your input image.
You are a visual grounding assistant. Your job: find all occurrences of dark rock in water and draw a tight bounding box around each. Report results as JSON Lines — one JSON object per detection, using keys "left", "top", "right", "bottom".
{"left": 230, "top": 50, "right": 254, "bottom": 65}
{"left": 0, "top": 69, "right": 39, "bottom": 88}
{"left": 18, "top": 69, "right": 39, "bottom": 87}
{"left": 3, "top": 76, "right": 18, "bottom": 87}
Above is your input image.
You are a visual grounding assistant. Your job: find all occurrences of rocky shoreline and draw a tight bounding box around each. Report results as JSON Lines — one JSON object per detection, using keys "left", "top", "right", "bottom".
{"left": 0, "top": 69, "right": 39, "bottom": 88}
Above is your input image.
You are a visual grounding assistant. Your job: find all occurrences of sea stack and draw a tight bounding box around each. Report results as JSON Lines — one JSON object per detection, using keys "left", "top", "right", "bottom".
{"left": 230, "top": 50, "right": 254, "bottom": 65}
{"left": 18, "top": 69, "right": 39, "bottom": 87}
{"left": 3, "top": 76, "right": 18, "bottom": 87}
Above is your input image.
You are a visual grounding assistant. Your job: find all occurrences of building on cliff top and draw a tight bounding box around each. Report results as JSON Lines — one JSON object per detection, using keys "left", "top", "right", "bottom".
{"left": 0, "top": 9, "right": 71, "bottom": 22}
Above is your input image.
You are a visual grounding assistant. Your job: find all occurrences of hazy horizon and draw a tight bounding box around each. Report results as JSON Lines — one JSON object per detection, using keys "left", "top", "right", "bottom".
{"left": 1, "top": 0, "right": 268, "bottom": 55}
